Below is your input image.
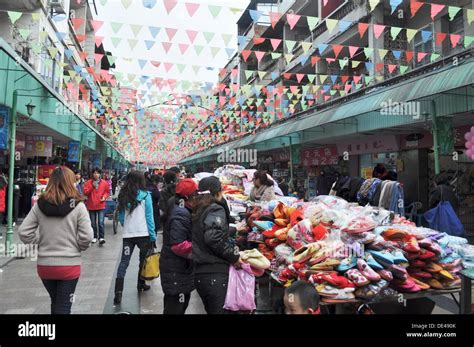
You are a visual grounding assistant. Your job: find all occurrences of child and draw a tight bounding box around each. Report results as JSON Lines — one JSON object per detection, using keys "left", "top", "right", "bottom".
{"left": 284, "top": 281, "right": 320, "bottom": 315}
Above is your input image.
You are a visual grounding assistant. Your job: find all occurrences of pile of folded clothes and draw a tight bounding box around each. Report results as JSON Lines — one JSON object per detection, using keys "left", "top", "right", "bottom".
{"left": 241, "top": 195, "right": 471, "bottom": 304}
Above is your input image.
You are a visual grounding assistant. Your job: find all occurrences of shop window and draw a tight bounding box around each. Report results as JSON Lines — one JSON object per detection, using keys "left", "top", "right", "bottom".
{"left": 321, "top": 0, "right": 346, "bottom": 19}
{"left": 413, "top": 24, "right": 433, "bottom": 68}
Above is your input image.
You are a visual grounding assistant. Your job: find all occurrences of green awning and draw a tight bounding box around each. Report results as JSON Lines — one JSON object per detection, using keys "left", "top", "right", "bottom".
{"left": 181, "top": 56, "right": 474, "bottom": 164}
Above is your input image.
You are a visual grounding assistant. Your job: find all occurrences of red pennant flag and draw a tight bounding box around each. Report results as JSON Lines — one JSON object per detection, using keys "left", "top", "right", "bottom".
{"left": 186, "top": 30, "right": 198, "bottom": 43}
{"left": 151, "top": 61, "right": 161, "bottom": 68}
{"left": 296, "top": 74, "right": 305, "bottom": 83}
{"left": 270, "top": 38, "right": 282, "bottom": 51}
{"left": 388, "top": 64, "right": 397, "bottom": 73}
{"left": 450, "top": 34, "right": 462, "bottom": 48}
{"left": 95, "top": 36, "right": 104, "bottom": 47}
{"left": 71, "top": 18, "right": 85, "bottom": 31}
{"left": 358, "top": 23, "right": 369, "bottom": 38}
{"left": 348, "top": 46, "right": 358, "bottom": 58}
{"left": 431, "top": 4, "right": 445, "bottom": 20}
{"left": 179, "top": 43, "right": 189, "bottom": 54}
{"left": 353, "top": 75, "right": 362, "bottom": 84}
{"left": 375, "top": 63, "right": 384, "bottom": 72}
{"left": 93, "top": 53, "right": 103, "bottom": 64}
{"left": 436, "top": 32, "right": 447, "bottom": 46}
{"left": 76, "top": 34, "right": 86, "bottom": 42}
{"left": 417, "top": 52, "right": 428, "bottom": 62}
{"left": 286, "top": 14, "right": 301, "bottom": 30}
{"left": 89, "top": 20, "right": 103, "bottom": 32}
{"left": 341, "top": 76, "right": 349, "bottom": 84}
{"left": 163, "top": 0, "right": 178, "bottom": 14}
{"left": 283, "top": 73, "right": 292, "bottom": 79}
{"left": 269, "top": 12, "right": 283, "bottom": 29}
{"left": 79, "top": 51, "right": 88, "bottom": 61}
{"left": 253, "top": 37, "right": 265, "bottom": 45}
{"left": 254, "top": 51, "right": 265, "bottom": 63}
{"left": 411, "top": 1, "right": 424, "bottom": 17}
{"left": 374, "top": 24, "right": 385, "bottom": 39}
{"left": 185, "top": 2, "right": 200, "bottom": 17}
{"left": 241, "top": 50, "right": 252, "bottom": 62}
{"left": 162, "top": 42, "right": 172, "bottom": 53}
{"left": 405, "top": 51, "right": 414, "bottom": 62}
{"left": 311, "top": 56, "right": 320, "bottom": 66}
{"left": 164, "top": 63, "right": 173, "bottom": 72}
{"left": 332, "top": 44, "right": 343, "bottom": 58}
{"left": 290, "top": 86, "right": 298, "bottom": 93}
{"left": 166, "top": 28, "right": 178, "bottom": 41}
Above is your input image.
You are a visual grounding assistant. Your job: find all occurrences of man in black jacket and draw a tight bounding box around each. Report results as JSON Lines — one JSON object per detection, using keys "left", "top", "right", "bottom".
{"left": 160, "top": 179, "right": 198, "bottom": 314}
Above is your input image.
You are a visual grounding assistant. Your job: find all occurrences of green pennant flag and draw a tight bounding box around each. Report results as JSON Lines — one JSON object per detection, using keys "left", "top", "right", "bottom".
{"left": 8, "top": 11, "right": 22, "bottom": 25}
{"left": 271, "top": 52, "right": 282, "bottom": 60}
{"left": 307, "top": 74, "right": 316, "bottom": 83}
{"left": 406, "top": 29, "right": 417, "bottom": 43}
{"left": 257, "top": 71, "right": 267, "bottom": 79}
{"left": 448, "top": 6, "right": 462, "bottom": 21}
{"left": 365, "top": 76, "right": 374, "bottom": 84}
{"left": 111, "top": 37, "right": 122, "bottom": 48}
{"left": 364, "top": 48, "right": 374, "bottom": 57}
{"left": 110, "top": 22, "right": 123, "bottom": 34}
{"left": 431, "top": 53, "right": 441, "bottom": 62}
{"left": 31, "top": 43, "right": 41, "bottom": 54}
{"left": 379, "top": 49, "right": 388, "bottom": 60}
{"left": 107, "top": 55, "right": 117, "bottom": 65}
{"left": 121, "top": 0, "right": 132, "bottom": 9}
{"left": 203, "top": 32, "right": 215, "bottom": 44}
{"left": 48, "top": 47, "right": 59, "bottom": 59}
{"left": 245, "top": 70, "right": 253, "bottom": 80}
{"left": 301, "top": 42, "right": 312, "bottom": 54}
{"left": 18, "top": 28, "right": 31, "bottom": 40}
{"left": 129, "top": 24, "right": 142, "bottom": 37}
{"left": 192, "top": 65, "right": 200, "bottom": 74}
{"left": 320, "top": 75, "right": 328, "bottom": 83}
{"left": 307, "top": 16, "right": 319, "bottom": 31}
{"left": 326, "top": 19, "right": 338, "bottom": 33}
{"left": 75, "top": 76, "right": 82, "bottom": 83}
{"left": 285, "top": 40, "right": 297, "bottom": 52}
{"left": 352, "top": 61, "right": 361, "bottom": 68}
{"left": 210, "top": 46, "right": 220, "bottom": 58}
{"left": 39, "top": 30, "right": 48, "bottom": 40}
{"left": 63, "top": 76, "right": 71, "bottom": 82}
{"left": 355, "top": 84, "right": 363, "bottom": 90}
{"left": 31, "top": 13, "right": 41, "bottom": 21}
{"left": 285, "top": 54, "right": 294, "bottom": 64}
{"left": 339, "top": 59, "right": 348, "bottom": 69}
{"left": 465, "top": 36, "right": 474, "bottom": 47}
{"left": 208, "top": 5, "right": 222, "bottom": 18}
{"left": 390, "top": 27, "right": 402, "bottom": 39}
{"left": 194, "top": 45, "right": 205, "bottom": 56}
{"left": 330, "top": 90, "right": 337, "bottom": 96}
{"left": 400, "top": 65, "right": 408, "bottom": 74}
{"left": 177, "top": 64, "right": 186, "bottom": 73}
{"left": 221, "top": 33, "right": 233, "bottom": 46}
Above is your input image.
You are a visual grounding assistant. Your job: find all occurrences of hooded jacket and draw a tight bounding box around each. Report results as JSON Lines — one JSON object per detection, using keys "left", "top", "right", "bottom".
{"left": 192, "top": 202, "right": 239, "bottom": 274}
{"left": 18, "top": 198, "right": 93, "bottom": 266}
{"left": 118, "top": 190, "right": 156, "bottom": 241}
{"left": 83, "top": 179, "right": 110, "bottom": 210}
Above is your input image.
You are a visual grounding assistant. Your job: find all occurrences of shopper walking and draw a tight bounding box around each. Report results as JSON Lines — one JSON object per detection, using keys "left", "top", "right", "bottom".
{"left": 18, "top": 166, "right": 93, "bottom": 314}
{"left": 74, "top": 170, "right": 84, "bottom": 196}
{"left": 250, "top": 170, "right": 276, "bottom": 202}
{"left": 84, "top": 168, "right": 110, "bottom": 245}
{"left": 0, "top": 170, "right": 7, "bottom": 238}
{"left": 113, "top": 170, "right": 156, "bottom": 305}
{"left": 146, "top": 175, "right": 161, "bottom": 233}
{"left": 160, "top": 178, "right": 198, "bottom": 314}
{"left": 192, "top": 176, "right": 242, "bottom": 314}
{"left": 159, "top": 170, "right": 178, "bottom": 223}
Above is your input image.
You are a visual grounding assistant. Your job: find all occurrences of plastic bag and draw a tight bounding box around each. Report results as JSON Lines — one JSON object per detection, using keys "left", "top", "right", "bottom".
{"left": 223, "top": 263, "right": 256, "bottom": 312}
{"left": 424, "top": 201, "right": 465, "bottom": 237}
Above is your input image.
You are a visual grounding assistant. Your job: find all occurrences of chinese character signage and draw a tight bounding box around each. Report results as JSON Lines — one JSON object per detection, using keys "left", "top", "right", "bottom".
{"left": 301, "top": 146, "right": 339, "bottom": 167}
{"left": 25, "top": 136, "right": 53, "bottom": 157}
{"left": 68, "top": 141, "right": 80, "bottom": 162}
{"left": 0, "top": 106, "right": 8, "bottom": 150}
{"left": 336, "top": 136, "right": 399, "bottom": 155}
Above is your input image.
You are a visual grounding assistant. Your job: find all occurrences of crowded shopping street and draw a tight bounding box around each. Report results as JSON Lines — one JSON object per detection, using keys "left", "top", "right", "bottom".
{"left": 0, "top": 0, "right": 474, "bottom": 343}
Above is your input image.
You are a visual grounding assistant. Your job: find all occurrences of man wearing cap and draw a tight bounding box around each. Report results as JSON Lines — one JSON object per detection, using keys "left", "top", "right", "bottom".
{"left": 160, "top": 178, "right": 198, "bottom": 314}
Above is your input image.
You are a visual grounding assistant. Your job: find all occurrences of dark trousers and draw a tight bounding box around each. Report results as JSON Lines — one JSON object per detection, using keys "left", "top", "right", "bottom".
{"left": 163, "top": 293, "right": 191, "bottom": 314}
{"left": 89, "top": 210, "right": 105, "bottom": 239}
{"left": 194, "top": 273, "right": 229, "bottom": 314}
{"left": 116, "top": 237, "right": 151, "bottom": 285}
{"left": 41, "top": 278, "right": 79, "bottom": 314}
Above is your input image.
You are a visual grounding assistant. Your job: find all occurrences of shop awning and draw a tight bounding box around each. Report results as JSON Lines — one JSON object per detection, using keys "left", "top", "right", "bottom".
{"left": 181, "top": 56, "right": 474, "bottom": 164}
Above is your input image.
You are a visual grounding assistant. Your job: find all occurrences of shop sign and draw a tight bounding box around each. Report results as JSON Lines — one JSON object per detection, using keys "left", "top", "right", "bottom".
{"left": 37, "top": 165, "right": 57, "bottom": 180}
{"left": 67, "top": 141, "right": 80, "bottom": 163}
{"left": 272, "top": 151, "right": 290, "bottom": 162}
{"left": 301, "top": 146, "right": 339, "bottom": 166}
{"left": 25, "top": 136, "right": 53, "bottom": 157}
{"left": 0, "top": 106, "right": 8, "bottom": 150}
{"left": 272, "top": 169, "right": 289, "bottom": 178}
{"left": 337, "top": 135, "right": 399, "bottom": 155}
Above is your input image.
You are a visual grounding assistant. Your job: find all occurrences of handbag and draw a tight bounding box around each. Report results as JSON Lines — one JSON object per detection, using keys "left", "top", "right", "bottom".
{"left": 140, "top": 246, "right": 160, "bottom": 281}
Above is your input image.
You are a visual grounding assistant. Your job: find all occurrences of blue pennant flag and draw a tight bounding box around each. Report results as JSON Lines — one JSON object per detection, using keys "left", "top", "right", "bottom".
{"left": 390, "top": 0, "right": 403, "bottom": 14}
{"left": 339, "top": 21, "right": 352, "bottom": 32}
{"left": 421, "top": 30, "right": 432, "bottom": 43}
{"left": 249, "top": 9, "right": 263, "bottom": 23}
{"left": 392, "top": 50, "right": 402, "bottom": 59}
{"left": 144, "top": 40, "right": 155, "bottom": 50}
{"left": 318, "top": 44, "right": 328, "bottom": 54}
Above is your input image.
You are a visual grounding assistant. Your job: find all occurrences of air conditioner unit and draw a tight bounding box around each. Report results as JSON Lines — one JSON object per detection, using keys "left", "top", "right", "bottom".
{"left": 50, "top": 0, "right": 66, "bottom": 14}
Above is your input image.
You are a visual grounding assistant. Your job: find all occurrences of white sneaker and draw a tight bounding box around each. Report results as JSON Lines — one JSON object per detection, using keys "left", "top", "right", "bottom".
{"left": 99, "top": 238, "right": 106, "bottom": 245}
{"left": 91, "top": 238, "right": 97, "bottom": 243}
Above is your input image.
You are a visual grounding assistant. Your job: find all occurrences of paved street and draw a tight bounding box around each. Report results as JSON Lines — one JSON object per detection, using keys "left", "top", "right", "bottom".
{"left": 0, "top": 219, "right": 205, "bottom": 314}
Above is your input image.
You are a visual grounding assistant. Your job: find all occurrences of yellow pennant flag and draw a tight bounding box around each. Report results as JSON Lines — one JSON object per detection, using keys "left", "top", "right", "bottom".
{"left": 378, "top": 49, "right": 388, "bottom": 60}
{"left": 326, "top": 19, "right": 338, "bottom": 33}
{"left": 406, "top": 29, "right": 417, "bottom": 43}
{"left": 369, "top": 0, "right": 381, "bottom": 11}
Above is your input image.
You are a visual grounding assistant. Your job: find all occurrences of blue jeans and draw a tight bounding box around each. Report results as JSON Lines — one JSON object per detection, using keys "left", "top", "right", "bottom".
{"left": 89, "top": 210, "right": 105, "bottom": 239}
{"left": 116, "top": 237, "right": 151, "bottom": 284}
{"left": 41, "top": 279, "right": 79, "bottom": 314}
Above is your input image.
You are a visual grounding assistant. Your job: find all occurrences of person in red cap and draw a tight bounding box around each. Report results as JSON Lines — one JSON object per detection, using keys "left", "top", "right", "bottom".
{"left": 160, "top": 178, "right": 198, "bottom": 314}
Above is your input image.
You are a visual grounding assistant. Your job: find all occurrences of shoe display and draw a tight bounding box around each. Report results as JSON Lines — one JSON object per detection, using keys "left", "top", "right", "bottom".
{"left": 357, "top": 259, "right": 381, "bottom": 282}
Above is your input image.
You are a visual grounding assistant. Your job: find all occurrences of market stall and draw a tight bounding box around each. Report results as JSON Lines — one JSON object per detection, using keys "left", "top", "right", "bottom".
{"left": 205, "top": 166, "right": 474, "bottom": 313}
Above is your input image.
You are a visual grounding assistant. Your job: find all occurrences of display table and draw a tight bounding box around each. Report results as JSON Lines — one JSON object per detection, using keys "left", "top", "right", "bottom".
{"left": 459, "top": 268, "right": 474, "bottom": 314}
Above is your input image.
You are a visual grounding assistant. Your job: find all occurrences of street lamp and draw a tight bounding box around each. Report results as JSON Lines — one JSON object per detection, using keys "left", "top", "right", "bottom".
{"left": 5, "top": 87, "right": 41, "bottom": 254}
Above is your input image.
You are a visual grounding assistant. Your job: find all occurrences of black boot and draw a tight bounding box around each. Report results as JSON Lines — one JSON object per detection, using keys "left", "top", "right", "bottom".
{"left": 114, "top": 278, "right": 124, "bottom": 305}
{"left": 137, "top": 278, "right": 150, "bottom": 293}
